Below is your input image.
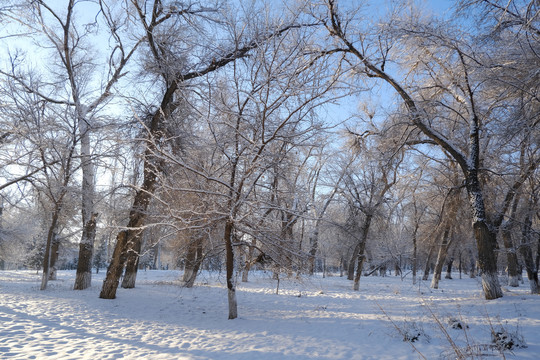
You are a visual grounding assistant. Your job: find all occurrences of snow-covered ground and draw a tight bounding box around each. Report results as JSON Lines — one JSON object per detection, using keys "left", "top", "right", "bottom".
{"left": 0, "top": 270, "right": 538, "bottom": 359}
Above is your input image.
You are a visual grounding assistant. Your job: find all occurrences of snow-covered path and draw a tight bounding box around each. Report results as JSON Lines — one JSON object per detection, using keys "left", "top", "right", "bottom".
{"left": 1, "top": 270, "right": 539, "bottom": 359}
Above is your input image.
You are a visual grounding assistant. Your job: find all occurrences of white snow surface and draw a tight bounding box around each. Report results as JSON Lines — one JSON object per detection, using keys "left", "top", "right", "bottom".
{"left": 1, "top": 270, "right": 539, "bottom": 359}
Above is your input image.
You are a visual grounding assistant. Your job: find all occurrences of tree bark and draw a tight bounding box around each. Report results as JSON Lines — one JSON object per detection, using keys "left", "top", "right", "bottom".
{"left": 48, "top": 235, "right": 60, "bottom": 281}
{"left": 412, "top": 225, "right": 418, "bottom": 284}
{"left": 241, "top": 239, "right": 255, "bottom": 282}
{"left": 74, "top": 212, "right": 97, "bottom": 290}
{"left": 422, "top": 244, "right": 435, "bottom": 281}
{"left": 501, "top": 224, "right": 519, "bottom": 287}
{"left": 466, "top": 170, "right": 503, "bottom": 299}
{"left": 431, "top": 226, "right": 451, "bottom": 289}
{"left": 473, "top": 221, "right": 503, "bottom": 299}
{"left": 520, "top": 201, "right": 539, "bottom": 294}
{"left": 121, "top": 235, "right": 142, "bottom": 289}
{"left": 353, "top": 243, "right": 367, "bottom": 291}
{"left": 224, "top": 220, "right": 237, "bottom": 319}
{"left": 445, "top": 257, "right": 453, "bottom": 279}
{"left": 40, "top": 213, "right": 59, "bottom": 290}
{"left": 74, "top": 106, "right": 97, "bottom": 290}
{"left": 99, "top": 231, "right": 128, "bottom": 299}
{"left": 183, "top": 236, "right": 203, "bottom": 288}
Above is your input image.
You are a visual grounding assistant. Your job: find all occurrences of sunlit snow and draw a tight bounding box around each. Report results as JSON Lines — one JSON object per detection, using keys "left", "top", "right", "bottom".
{"left": 1, "top": 270, "right": 539, "bottom": 359}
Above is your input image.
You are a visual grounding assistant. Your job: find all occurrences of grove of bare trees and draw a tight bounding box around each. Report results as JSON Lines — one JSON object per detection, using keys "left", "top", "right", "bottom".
{"left": 0, "top": 0, "right": 538, "bottom": 318}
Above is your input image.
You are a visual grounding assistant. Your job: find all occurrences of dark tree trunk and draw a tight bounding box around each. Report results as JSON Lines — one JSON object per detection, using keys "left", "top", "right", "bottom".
{"left": 99, "top": 231, "right": 128, "bottom": 299}
{"left": 347, "top": 248, "right": 358, "bottom": 280}
{"left": 520, "top": 203, "right": 539, "bottom": 294}
{"left": 224, "top": 220, "right": 237, "bottom": 319}
{"left": 473, "top": 221, "right": 503, "bottom": 299}
{"left": 348, "top": 214, "right": 372, "bottom": 281}
{"left": 41, "top": 213, "right": 60, "bottom": 290}
{"left": 352, "top": 242, "right": 367, "bottom": 291}
{"left": 466, "top": 170, "right": 503, "bottom": 299}
{"left": 48, "top": 235, "right": 60, "bottom": 281}
{"left": 74, "top": 213, "right": 98, "bottom": 290}
{"left": 121, "top": 235, "right": 142, "bottom": 289}
{"left": 445, "top": 258, "right": 453, "bottom": 279}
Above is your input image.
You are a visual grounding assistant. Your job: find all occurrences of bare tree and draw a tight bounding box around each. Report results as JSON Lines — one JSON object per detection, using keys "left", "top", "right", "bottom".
{"left": 99, "top": 0, "right": 311, "bottom": 301}
{"left": 314, "top": 0, "right": 538, "bottom": 299}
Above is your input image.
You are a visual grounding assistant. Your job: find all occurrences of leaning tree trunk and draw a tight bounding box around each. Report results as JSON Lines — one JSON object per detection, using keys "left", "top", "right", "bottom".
{"left": 99, "top": 80, "right": 165, "bottom": 299}
{"left": 100, "top": 182, "right": 154, "bottom": 299}
{"left": 99, "top": 231, "right": 128, "bottom": 299}
{"left": 184, "top": 243, "right": 203, "bottom": 288}
{"left": 431, "top": 226, "right": 451, "bottom": 289}
{"left": 352, "top": 242, "right": 367, "bottom": 291}
{"left": 183, "top": 236, "right": 203, "bottom": 288}
{"left": 121, "top": 235, "right": 143, "bottom": 289}
{"left": 40, "top": 210, "right": 60, "bottom": 290}
{"left": 352, "top": 214, "right": 372, "bottom": 291}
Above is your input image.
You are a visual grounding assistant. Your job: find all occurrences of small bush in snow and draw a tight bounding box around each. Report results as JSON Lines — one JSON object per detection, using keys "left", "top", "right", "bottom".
{"left": 448, "top": 317, "right": 468, "bottom": 330}
{"left": 491, "top": 328, "right": 527, "bottom": 350}
{"left": 401, "top": 321, "right": 430, "bottom": 343}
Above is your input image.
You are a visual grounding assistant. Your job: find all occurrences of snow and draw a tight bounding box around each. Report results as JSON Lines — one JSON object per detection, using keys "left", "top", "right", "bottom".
{"left": 1, "top": 270, "right": 539, "bottom": 359}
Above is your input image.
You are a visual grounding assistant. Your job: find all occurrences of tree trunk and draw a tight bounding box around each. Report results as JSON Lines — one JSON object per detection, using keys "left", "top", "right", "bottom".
{"left": 352, "top": 214, "right": 372, "bottom": 290}
{"left": 74, "top": 212, "right": 98, "bottom": 290}
{"left": 520, "top": 203, "right": 539, "bottom": 294}
{"left": 121, "top": 235, "right": 142, "bottom": 289}
{"left": 445, "top": 257, "right": 453, "bottom": 279}
{"left": 183, "top": 237, "right": 203, "bottom": 288}
{"left": 473, "top": 221, "right": 503, "bottom": 299}
{"left": 431, "top": 227, "right": 451, "bottom": 289}
{"left": 422, "top": 241, "right": 436, "bottom": 281}
{"left": 353, "top": 244, "right": 366, "bottom": 291}
{"left": 466, "top": 172, "right": 503, "bottom": 299}
{"left": 99, "top": 231, "right": 128, "bottom": 299}
{"left": 40, "top": 214, "right": 59, "bottom": 291}
{"left": 348, "top": 214, "right": 372, "bottom": 281}
{"left": 99, "top": 122, "right": 161, "bottom": 299}
{"left": 412, "top": 227, "right": 418, "bottom": 284}
{"left": 224, "top": 220, "right": 237, "bottom": 319}
{"left": 469, "top": 249, "right": 477, "bottom": 278}
{"left": 501, "top": 224, "right": 519, "bottom": 287}
{"left": 241, "top": 239, "right": 255, "bottom": 282}
{"left": 347, "top": 248, "right": 358, "bottom": 280}
{"left": 48, "top": 235, "right": 60, "bottom": 281}
{"left": 458, "top": 251, "right": 462, "bottom": 279}
{"left": 74, "top": 109, "right": 97, "bottom": 290}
